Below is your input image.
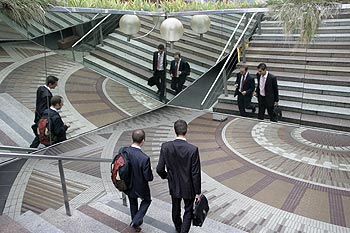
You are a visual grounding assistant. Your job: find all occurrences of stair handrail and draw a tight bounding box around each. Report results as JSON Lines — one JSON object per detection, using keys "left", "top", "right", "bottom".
{"left": 200, "top": 12, "right": 257, "bottom": 109}
{"left": 0, "top": 145, "right": 37, "bottom": 153}
{"left": 216, "top": 13, "right": 246, "bottom": 64}
{"left": 71, "top": 13, "right": 112, "bottom": 49}
{"left": 0, "top": 152, "right": 114, "bottom": 217}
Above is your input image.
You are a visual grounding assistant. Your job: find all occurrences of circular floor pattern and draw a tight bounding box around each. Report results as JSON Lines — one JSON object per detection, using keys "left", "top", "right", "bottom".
{"left": 292, "top": 127, "right": 350, "bottom": 151}
{"left": 251, "top": 122, "right": 350, "bottom": 172}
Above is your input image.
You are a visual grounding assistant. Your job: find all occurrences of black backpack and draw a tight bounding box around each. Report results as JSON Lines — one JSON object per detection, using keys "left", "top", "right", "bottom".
{"left": 111, "top": 147, "right": 132, "bottom": 192}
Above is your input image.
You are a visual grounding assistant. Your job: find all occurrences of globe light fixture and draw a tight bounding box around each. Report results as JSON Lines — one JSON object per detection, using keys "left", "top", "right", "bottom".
{"left": 190, "top": 15, "right": 211, "bottom": 39}
{"left": 119, "top": 15, "right": 141, "bottom": 41}
{"left": 160, "top": 17, "right": 184, "bottom": 50}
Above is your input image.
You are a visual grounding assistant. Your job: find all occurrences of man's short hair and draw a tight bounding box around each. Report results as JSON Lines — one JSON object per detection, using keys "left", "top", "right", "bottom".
{"left": 46, "top": 75, "right": 58, "bottom": 86}
{"left": 240, "top": 63, "right": 248, "bottom": 71}
{"left": 174, "top": 119, "right": 187, "bottom": 136}
{"left": 174, "top": 52, "right": 181, "bottom": 58}
{"left": 51, "top": 95, "right": 63, "bottom": 106}
{"left": 157, "top": 44, "right": 165, "bottom": 50}
{"left": 132, "top": 129, "right": 145, "bottom": 144}
{"left": 257, "top": 63, "right": 267, "bottom": 70}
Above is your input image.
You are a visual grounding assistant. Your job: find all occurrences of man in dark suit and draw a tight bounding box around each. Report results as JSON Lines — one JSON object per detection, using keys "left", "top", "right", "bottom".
{"left": 254, "top": 63, "right": 279, "bottom": 121}
{"left": 152, "top": 44, "right": 167, "bottom": 101}
{"left": 169, "top": 52, "right": 190, "bottom": 95}
{"left": 41, "top": 95, "right": 70, "bottom": 145}
{"left": 125, "top": 129, "right": 153, "bottom": 232}
{"left": 234, "top": 64, "right": 256, "bottom": 117}
{"left": 156, "top": 120, "right": 201, "bottom": 233}
{"left": 30, "top": 75, "right": 58, "bottom": 148}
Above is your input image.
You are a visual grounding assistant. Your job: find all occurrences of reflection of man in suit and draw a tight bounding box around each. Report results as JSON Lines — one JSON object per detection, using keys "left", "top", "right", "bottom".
{"left": 30, "top": 75, "right": 58, "bottom": 148}
{"left": 125, "top": 129, "right": 153, "bottom": 232}
{"left": 234, "top": 64, "right": 256, "bottom": 117}
{"left": 152, "top": 44, "right": 167, "bottom": 101}
{"left": 254, "top": 63, "right": 279, "bottom": 121}
{"left": 41, "top": 95, "right": 70, "bottom": 146}
{"left": 157, "top": 120, "right": 201, "bottom": 233}
{"left": 169, "top": 52, "right": 190, "bottom": 95}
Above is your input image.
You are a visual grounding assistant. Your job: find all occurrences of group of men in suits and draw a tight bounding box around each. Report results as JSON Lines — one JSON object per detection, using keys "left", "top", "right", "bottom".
{"left": 152, "top": 44, "right": 190, "bottom": 101}
{"left": 234, "top": 62, "right": 279, "bottom": 121}
{"left": 124, "top": 120, "right": 201, "bottom": 233}
{"left": 30, "top": 76, "right": 70, "bottom": 148}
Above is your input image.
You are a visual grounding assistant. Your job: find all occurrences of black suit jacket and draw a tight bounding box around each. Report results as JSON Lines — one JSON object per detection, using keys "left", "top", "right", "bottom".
{"left": 35, "top": 86, "right": 52, "bottom": 123}
{"left": 234, "top": 72, "right": 255, "bottom": 98}
{"left": 256, "top": 72, "right": 279, "bottom": 106}
{"left": 42, "top": 108, "right": 67, "bottom": 144}
{"left": 153, "top": 51, "right": 167, "bottom": 72}
{"left": 125, "top": 147, "right": 153, "bottom": 199}
{"left": 169, "top": 59, "right": 190, "bottom": 79}
{"left": 156, "top": 139, "right": 201, "bottom": 199}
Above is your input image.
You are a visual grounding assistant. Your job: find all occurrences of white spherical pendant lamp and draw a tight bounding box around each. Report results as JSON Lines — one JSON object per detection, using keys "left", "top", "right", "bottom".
{"left": 191, "top": 15, "right": 211, "bottom": 39}
{"left": 119, "top": 15, "right": 141, "bottom": 41}
{"left": 160, "top": 18, "right": 184, "bottom": 50}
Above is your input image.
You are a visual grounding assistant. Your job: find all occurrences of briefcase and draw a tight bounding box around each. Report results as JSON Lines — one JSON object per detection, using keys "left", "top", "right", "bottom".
{"left": 273, "top": 106, "right": 282, "bottom": 122}
{"left": 148, "top": 76, "right": 156, "bottom": 87}
{"left": 192, "top": 194, "right": 209, "bottom": 227}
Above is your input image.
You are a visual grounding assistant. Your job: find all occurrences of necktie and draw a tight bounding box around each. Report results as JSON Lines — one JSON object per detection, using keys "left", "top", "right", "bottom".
{"left": 261, "top": 76, "right": 266, "bottom": 96}
{"left": 175, "top": 62, "right": 178, "bottom": 77}
{"left": 157, "top": 53, "right": 162, "bottom": 70}
{"left": 240, "top": 74, "right": 245, "bottom": 92}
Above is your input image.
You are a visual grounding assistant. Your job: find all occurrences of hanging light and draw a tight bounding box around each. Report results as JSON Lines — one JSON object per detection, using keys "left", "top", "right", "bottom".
{"left": 119, "top": 15, "right": 141, "bottom": 41}
{"left": 191, "top": 15, "right": 211, "bottom": 39}
{"left": 160, "top": 17, "right": 184, "bottom": 50}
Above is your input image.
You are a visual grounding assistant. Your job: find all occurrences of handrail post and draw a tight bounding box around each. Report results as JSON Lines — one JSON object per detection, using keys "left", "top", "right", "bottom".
{"left": 58, "top": 160, "right": 71, "bottom": 216}
{"left": 99, "top": 24, "right": 104, "bottom": 46}
{"left": 223, "top": 68, "right": 228, "bottom": 97}
{"left": 258, "top": 13, "right": 262, "bottom": 35}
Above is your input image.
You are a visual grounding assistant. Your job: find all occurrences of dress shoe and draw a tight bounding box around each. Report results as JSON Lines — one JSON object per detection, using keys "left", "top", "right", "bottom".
{"left": 133, "top": 226, "right": 142, "bottom": 232}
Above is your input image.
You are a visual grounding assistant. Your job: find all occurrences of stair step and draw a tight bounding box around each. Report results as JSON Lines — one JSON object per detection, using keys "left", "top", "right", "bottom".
{"left": 16, "top": 210, "right": 63, "bottom": 233}
{"left": 249, "top": 40, "right": 350, "bottom": 49}
{"left": 0, "top": 214, "right": 30, "bottom": 233}
{"left": 87, "top": 202, "right": 166, "bottom": 233}
{"left": 252, "top": 33, "right": 350, "bottom": 41}
{"left": 243, "top": 61, "right": 350, "bottom": 76}
{"left": 216, "top": 94, "right": 350, "bottom": 119}
{"left": 40, "top": 208, "right": 116, "bottom": 233}
{"left": 102, "top": 39, "right": 199, "bottom": 81}
{"left": 246, "top": 47, "right": 350, "bottom": 58}
{"left": 212, "top": 102, "right": 350, "bottom": 132}
{"left": 109, "top": 33, "right": 208, "bottom": 74}
{"left": 227, "top": 77, "right": 350, "bottom": 97}
{"left": 245, "top": 53, "right": 350, "bottom": 66}
{"left": 260, "top": 25, "right": 350, "bottom": 34}
{"left": 84, "top": 55, "right": 174, "bottom": 100}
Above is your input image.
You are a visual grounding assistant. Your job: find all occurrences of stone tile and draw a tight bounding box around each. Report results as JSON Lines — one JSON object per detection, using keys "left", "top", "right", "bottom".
{"left": 252, "top": 180, "right": 294, "bottom": 209}
{"left": 204, "top": 160, "right": 244, "bottom": 177}
{"left": 294, "top": 189, "right": 330, "bottom": 223}
{"left": 221, "top": 169, "right": 265, "bottom": 193}
{"left": 342, "top": 196, "right": 350, "bottom": 227}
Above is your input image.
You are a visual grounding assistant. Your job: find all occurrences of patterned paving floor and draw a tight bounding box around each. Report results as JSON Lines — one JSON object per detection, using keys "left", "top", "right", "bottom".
{"left": 3, "top": 106, "right": 349, "bottom": 232}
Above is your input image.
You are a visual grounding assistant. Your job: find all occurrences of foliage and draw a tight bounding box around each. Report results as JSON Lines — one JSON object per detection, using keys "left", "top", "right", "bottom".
{"left": 0, "top": 0, "right": 56, "bottom": 26}
{"left": 267, "top": 0, "right": 342, "bottom": 44}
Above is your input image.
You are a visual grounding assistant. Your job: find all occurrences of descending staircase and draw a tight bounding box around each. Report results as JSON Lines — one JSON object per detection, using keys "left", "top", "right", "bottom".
{"left": 0, "top": 194, "right": 245, "bottom": 233}
{"left": 213, "top": 10, "right": 350, "bottom": 132}
{"left": 84, "top": 13, "right": 252, "bottom": 100}
{"left": 0, "top": 12, "right": 105, "bottom": 40}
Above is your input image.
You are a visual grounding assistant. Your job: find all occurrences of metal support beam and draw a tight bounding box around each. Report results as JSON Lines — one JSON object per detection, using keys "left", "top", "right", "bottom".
{"left": 58, "top": 160, "right": 71, "bottom": 216}
{"left": 99, "top": 24, "right": 104, "bottom": 46}
{"left": 223, "top": 69, "right": 228, "bottom": 97}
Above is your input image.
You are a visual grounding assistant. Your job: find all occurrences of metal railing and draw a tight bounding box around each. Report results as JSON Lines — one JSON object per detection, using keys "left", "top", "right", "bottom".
{"left": 216, "top": 13, "right": 246, "bottom": 64}
{"left": 200, "top": 12, "right": 258, "bottom": 110}
{"left": 0, "top": 152, "right": 124, "bottom": 216}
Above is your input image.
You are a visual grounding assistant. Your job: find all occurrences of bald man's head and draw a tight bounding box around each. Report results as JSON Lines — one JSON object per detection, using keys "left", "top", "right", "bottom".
{"left": 132, "top": 129, "right": 145, "bottom": 144}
